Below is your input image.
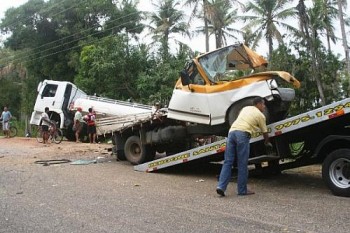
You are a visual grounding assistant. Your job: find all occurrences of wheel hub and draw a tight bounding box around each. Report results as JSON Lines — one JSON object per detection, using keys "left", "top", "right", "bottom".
{"left": 131, "top": 144, "right": 141, "bottom": 155}
{"left": 330, "top": 158, "right": 350, "bottom": 188}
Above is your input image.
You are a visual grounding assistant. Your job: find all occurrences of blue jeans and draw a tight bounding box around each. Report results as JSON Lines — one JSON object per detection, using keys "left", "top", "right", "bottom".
{"left": 217, "top": 130, "right": 250, "bottom": 195}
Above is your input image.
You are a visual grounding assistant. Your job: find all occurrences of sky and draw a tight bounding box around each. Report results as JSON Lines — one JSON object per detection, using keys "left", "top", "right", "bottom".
{"left": 0, "top": 0, "right": 348, "bottom": 58}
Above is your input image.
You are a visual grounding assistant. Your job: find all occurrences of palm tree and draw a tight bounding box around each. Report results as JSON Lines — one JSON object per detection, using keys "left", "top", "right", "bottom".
{"left": 147, "top": 0, "right": 189, "bottom": 60}
{"left": 296, "top": 0, "right": 332, "bottom": 106}
{"left": 205, "top": 0, "right": 242, "bottom": 48}
{"left": 185, "top": 0, "right": 211, "bottom": 52}
{"left": 336, "top": 0, "right": 349, "bottom": 73}
{"left": 242, "top": 0, "right": 298, "bottom": 56}
{"left": 191, "top": 0, "right": 241, "bottom": 49}
{"left": 319, "top": 0, "right": 338, "bottom": 52}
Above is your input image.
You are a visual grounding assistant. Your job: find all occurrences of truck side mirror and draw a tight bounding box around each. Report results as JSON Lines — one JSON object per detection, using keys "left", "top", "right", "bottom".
{"left": 180, "top": 70, "right": 191, "bottom": 86}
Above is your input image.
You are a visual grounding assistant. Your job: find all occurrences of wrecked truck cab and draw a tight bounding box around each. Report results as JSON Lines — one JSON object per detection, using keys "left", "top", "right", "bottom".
{"left": 168, "top": 43, "right": 300, "bottom": 127}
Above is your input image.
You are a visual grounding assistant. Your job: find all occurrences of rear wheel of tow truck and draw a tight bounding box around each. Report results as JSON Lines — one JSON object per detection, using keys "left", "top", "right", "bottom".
{"left": 124, "top": 136, "right": 154, "bottom": 165}
{"left": 322, "top": 149, "right": 350, "bottom": 197}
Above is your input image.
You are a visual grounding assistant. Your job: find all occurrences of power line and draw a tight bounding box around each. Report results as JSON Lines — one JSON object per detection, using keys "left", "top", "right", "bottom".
{"left": 1, "top": 0, "right": 143, "bottom": 64}
{"left": 1, "top": 0, "right": 243, "bottom": 67}
{"left": 1, "top": 10, "right": 145, "bottom": 66}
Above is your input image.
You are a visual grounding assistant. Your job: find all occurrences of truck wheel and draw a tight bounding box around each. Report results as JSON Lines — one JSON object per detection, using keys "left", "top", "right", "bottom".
{"left": 322, "top": 149, "right": 350, "bottom": 197}
{"left": 112, "top": 147, "right": 126, "bottom": 161}
{"left": 116, "top": 150, "right": 126, "bottom": 161}
{"left": 228, "top": 98, "right": 270, "bottom": 126}
{"left": 124, "top": 136, "right": 148, "bottom": 165}
{"left": 113, "top": 134, "right": 126, "bottom": 161}
{"left": 65, "top": 124, "right": 76, "bottom": 141}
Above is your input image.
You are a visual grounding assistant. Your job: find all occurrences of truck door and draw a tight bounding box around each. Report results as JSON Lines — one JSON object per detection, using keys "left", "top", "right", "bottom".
{"left": 39, "top": 83, "right": 65, "bottom": 111}
{"left": 168, "top": 66, "right": 211, "bottom": 125}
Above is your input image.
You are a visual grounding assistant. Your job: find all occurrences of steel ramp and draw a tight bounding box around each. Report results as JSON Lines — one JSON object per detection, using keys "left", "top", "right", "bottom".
{"left": 134, "top": 139, "right": 227, "bottom": 172}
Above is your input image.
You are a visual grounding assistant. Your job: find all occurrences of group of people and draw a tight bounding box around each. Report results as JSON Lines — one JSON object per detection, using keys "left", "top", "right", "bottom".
{"left": 73, "top": 107, "right": 97, "bottom": 144}
{"left": 1, "top": 106, "right": 12, "bottom": 138}
{"left": 40, "top": 106, "right": 97, "bottom": 144}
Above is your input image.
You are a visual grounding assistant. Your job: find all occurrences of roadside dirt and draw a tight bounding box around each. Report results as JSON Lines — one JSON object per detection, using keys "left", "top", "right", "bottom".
{"left": 0, "top": 136, "right": 114, "bottom": 163}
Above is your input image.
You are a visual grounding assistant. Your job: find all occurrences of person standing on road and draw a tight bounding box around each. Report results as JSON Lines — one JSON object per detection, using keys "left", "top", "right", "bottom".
{"left": 40, "top": 107, "right": 52, "bottom": 144}
{"left": 216, "top": 96, "right": 272, "bottom": 196}
{"left": 1, "top": 106, "right": 12, "bottom": 138}
{"left": 74, "top": 107, "right": 84, "bottom": 143}
{"left": 86, "top": 108, "right": 96, "bottom": 144}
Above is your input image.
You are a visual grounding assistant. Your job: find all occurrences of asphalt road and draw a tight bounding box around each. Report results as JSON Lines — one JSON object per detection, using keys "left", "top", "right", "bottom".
{"left": 0, "top": 138, "right": 349, "bottom": 233}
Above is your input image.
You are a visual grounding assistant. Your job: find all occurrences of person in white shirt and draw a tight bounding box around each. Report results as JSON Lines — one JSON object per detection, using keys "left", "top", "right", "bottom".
{"left": 41, "top": 107, "right": 53, "bottom": 144}
{"left": 1, "top": 106, "right": 12, "bottom": 138}
{"left": 73, "top": 107, "right": 84, "bottom": 142}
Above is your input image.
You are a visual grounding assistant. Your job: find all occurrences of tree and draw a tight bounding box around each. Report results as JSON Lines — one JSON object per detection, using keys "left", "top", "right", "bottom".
{"left": 296, "top": 0, "right": 326, "bottom": 105}
{"left": 105, "top": 0, "right": 144, "bottom": 39}
{"left": 336, "top": 0, "right": 350, "bottom": 73}
{"left": 242, "top": 0, "right": 297, "bottom": 56}
{"left": 75, "top": 35, "right": 150, "bottom": 101}
{"left": 318, "top": 0, "right": 338, "bottom": 52}
{"left": 185, "top": 0, "right": 211, "bottom": 52}
{"left": 136, "top": 49, "right": 191, "bottom": 105}
{"left": 270, "top": 42, "right": 343, "bottom": 115}
{"left": 0, "top": 0, "right": 115, "bottom": 82}
{"left": 198, "top": 0, "right": 241, "bottom": 48}
{"left": 147, "top": 0, "right": 189, "bottom": 60}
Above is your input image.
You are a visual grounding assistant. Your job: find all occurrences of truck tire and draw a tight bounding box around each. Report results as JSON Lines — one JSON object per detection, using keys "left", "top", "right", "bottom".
{"left": 112, "top": 134, "right": 126, "bottom": 161}
{"left": 322, "top": 149, "right": 350, "bottom": 197}
{"left": 228, "top": 98, "right": 256, "bottom": 126}
{"left": 124, "top": 136, "right": 148, "bottom": 165}
{"left": 227, "top": 97, "right": 270, "bottom": 126}
{"left": 65, "top": 124, "right": 76, "bottom": 141}
{"left": 116, "top": 150, "right": 126, "bottom": 161}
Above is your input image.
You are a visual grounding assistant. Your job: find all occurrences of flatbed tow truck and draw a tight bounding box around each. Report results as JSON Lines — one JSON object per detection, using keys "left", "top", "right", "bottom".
{"left": 113, "top": 97, "right": 350, "bottom": 197}
{"left": 30, "top": 43, "right": 349, "bottom": 197}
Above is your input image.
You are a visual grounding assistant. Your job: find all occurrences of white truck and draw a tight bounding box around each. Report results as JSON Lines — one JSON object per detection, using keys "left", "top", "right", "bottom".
{"left": 30, "top": 80, "right": 152, "bottom": 141}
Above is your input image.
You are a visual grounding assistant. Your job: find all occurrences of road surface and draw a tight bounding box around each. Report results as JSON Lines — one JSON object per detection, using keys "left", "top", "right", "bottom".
{"left": 0, "top": 137, "right": 349, "bottom": 233}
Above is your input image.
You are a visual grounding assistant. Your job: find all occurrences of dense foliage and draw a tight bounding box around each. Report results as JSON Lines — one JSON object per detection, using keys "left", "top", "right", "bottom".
{"left": 0, "top": 0, "right": 349, "bottom": 126}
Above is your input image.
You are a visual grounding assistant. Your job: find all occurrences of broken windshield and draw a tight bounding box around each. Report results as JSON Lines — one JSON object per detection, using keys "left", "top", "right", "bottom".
{"left": 198, "top": 46, "right": 234, "bottom": 83}
{"left": 197, "top": 44, "right": 268, "bottom": 83}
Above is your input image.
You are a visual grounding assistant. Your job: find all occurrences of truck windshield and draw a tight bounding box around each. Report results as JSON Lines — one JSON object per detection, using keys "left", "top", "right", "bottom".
{"left": 198, "top": 46, "right": 234, "bottom": 83}
{"left": 42, "top": 84, "right": 58, "bottom": 97}
{"left": 197, "top": 44, "right": 268, "bottom": 83}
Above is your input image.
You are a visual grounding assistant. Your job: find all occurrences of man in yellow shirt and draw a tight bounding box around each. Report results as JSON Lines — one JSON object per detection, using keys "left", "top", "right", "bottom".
{"left": 216, "top": 96, "right": 271, "bottom": 196}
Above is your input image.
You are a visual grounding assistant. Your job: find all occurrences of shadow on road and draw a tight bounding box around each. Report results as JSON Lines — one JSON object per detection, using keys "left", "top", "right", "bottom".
{"left": 153, "top": 161, "right": 327, "bottom": 195}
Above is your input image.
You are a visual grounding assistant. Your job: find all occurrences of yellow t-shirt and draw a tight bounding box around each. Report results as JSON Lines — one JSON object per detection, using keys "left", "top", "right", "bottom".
{"left": 229, "top": 106, "right": 268, "bottom": 135}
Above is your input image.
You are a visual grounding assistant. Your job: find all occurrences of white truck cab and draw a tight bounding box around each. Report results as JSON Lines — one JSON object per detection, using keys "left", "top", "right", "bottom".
{"left": 168, "top": 44, "right": 300, "bottom": 126}
{"left": 30, "top": 80, "right": 86, "bottom": 129}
